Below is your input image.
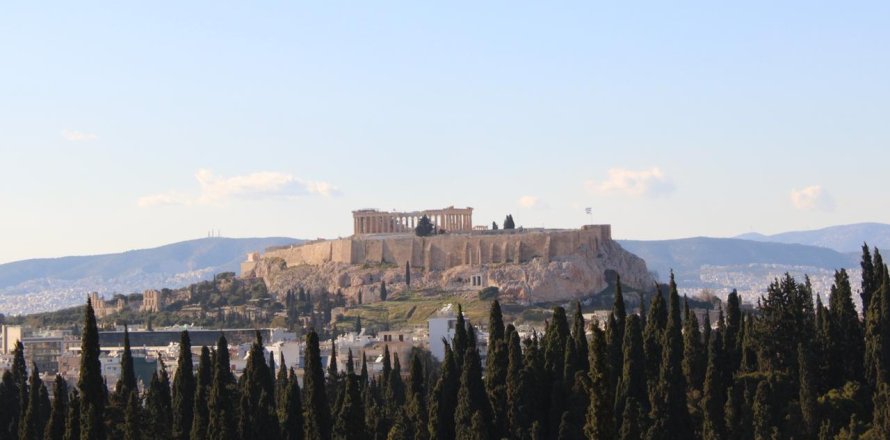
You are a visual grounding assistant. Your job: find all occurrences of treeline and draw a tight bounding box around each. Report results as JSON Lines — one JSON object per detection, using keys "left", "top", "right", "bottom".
{"left": 3, "top": 245, "right": 890, "bottom": 439}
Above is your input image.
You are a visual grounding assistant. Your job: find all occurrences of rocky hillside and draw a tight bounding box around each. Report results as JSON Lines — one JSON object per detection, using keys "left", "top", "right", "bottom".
{"left": 248, "top": 238, "right": 654, "bottom": 305}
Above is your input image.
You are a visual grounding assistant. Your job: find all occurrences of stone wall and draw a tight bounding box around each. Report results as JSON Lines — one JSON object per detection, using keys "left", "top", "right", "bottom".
{"left": 250, "top": 225, "right": 613, "bottom": 273}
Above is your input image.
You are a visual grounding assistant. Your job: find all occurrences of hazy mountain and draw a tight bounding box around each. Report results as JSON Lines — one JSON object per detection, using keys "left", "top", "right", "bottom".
{"left": 617, "top": 237, "right": 861, "bottom": 306}
{"left": 0, "top": 237, "right": 300, "bottom": 315}
{"left": 735, "top": 222, "right": 890, "bottom": 253}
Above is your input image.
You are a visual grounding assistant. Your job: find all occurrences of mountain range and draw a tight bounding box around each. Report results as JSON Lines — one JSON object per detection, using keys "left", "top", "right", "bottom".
{"left": 2, "top": 223, "right": 888, "bottom": 315}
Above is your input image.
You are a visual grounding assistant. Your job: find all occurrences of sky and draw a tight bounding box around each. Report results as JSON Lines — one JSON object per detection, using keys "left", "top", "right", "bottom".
{"left": 1, "top": 2, "right": 889, "bottom": 264}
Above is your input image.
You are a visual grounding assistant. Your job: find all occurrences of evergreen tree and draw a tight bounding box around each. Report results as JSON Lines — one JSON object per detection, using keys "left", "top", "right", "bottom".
{"left": 115, "top": 326, "right": 138, "bottom": 401}
{"left": 608, "top": 276, "right": 628, "bottom": 389}
{"left": 387, "top": 410, "right": 409, "bottom": 440}
{"left": 619, "top": 397, "right": 643, "bottom": 440}
{"left": 798, "top": 343, "right": 817, "bottom": 438}
{"left": 454, "top": 344, "right": 491, "bottom": 440}
{"left": 503, "top": 215, "right": 515, "bottom": 230}
{"left": 63, "top": 391, "right": 80, "bottom": 440}
{"left": 485, "top": 300, "right": 508, "bottom": 438}
{"left": 207, "top": 336, "right": 237, "bottom": 440}
{"left": 861, "top": 244, "right": 877, "bottom": 313}
{"left": 172, "top": 331, "right": 195, "bottom": 440}
{"left": 12, "top": 340, "right": 27, "bottom": 437}
{"left": 570, "top": 302, "right": 589, "bottom": 377}
{"left": 828, "top": 269, "right": 865, "bottom": 385}
{"left": 492, "top": 222, "right": 498, "bottom": 230}
{"left": 388, "top": 353, "right": 406, "bottom": 408}
{"left": 240, "top": 331, "right": 278, "bottom": 440}
{"left": 302, "top": 331, "right": 331, "bottom": 440}
{"left": 701, "top": 330, "right": 725, "bottom": 440}
{"left": 380, "top": 281, "right": 388, "bottom": 301}
{"left": 751, "top": 381, "right": 773, "bottom": 440}
{"left": 19, "top": 363, "right": 44, "bottom": 440}
{"left": 145, "top": 361, "right": 173, "bottom": 439}
{"left": 415, "top": 215, "right": 434, "bottom": 237}
{"left": 643, "top": 287, "right": 667, "bottom": 384}
{"left": 407, "top": 354, "right": 428, "bottom": 440}
{"left": 583, "top": 324, "right": 615, "bottom": 439}
{"left": 333, "top": 373, "right": 365, "bottom": 440}
{"left": 0, "top": 370, "right": 20, "bottom": 440}
{"left": 682, "top": 298, "right": 705, "bottom": 393}
{"left": 280, "top": 370, "right": 304, "bottom": 440}
{"left": 78, "top": 298, "right": 105, "bottom": 440}
{"left": 123, "top": 392, "right": 141, "bottom": 440}
{"left": 452, "top": 305, "right": 469, "bottom": 374}
{"left": 190, "top": 346, "right": 211, "bottom": 440}
{"left": 615, "top": 314, "right": 647, "bottom": 430}
{"left": 871, "top": 382, "right": 890, "bottom": 440}
{"left": 44, "top": 375, "right": 68, "bottom": 440}
{"left": 646, "top": 273, "right": 693, "bottom": 440}
{"left": 405, "top": 261, "right": 411, "bottom": 287}
{"left": 723, "top": 290, "right": 742, "bottom": 373}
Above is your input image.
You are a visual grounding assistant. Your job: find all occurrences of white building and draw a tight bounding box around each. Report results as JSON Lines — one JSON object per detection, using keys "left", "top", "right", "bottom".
{"left": 428, "top": 305, "right": 458, "bottom": 362}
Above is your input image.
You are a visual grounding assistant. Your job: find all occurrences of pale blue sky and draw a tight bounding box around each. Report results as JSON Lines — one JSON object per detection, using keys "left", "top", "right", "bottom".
{"left": 1, "top": 2, "right": 889, "bottom": 263}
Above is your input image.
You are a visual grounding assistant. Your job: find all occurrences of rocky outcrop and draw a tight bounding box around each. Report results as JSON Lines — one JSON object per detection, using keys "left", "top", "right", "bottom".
{"left": 248, "top": 237, "right": 653, "bottom": 304}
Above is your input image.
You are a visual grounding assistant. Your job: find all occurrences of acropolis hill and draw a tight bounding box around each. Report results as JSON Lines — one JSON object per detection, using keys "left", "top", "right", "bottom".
{"left": 242, "top": 207, "right": 654, "bottom": 304}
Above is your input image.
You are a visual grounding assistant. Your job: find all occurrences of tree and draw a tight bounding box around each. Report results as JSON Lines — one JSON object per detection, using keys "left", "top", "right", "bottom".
{"left": 303, "top": 331, "right": 331, "bottom": 440}
{"left": 44, "top": 375, "right": 68, "bottom": 440}
{"left": 145, "top": 361, "right": 173, "bottom": 439}
{"left": 64, "top": 390, "right": 80, "bottom": 440}
{"left": 0, "top": 370, "right": 21, "bottom": 440}
{"left": 240, "top": 331, "right": 278, "bottom": 440}
{"left": 172, "top": 331, "right": 195, "bottom": 440}
{"left": 701, "top": 330, "right": 725, "bottom": 440}
{"left": 190, "top": 346, "right": 212, "bottom": 440}
{"left": 115, "top": 326, "right": 138, "bottom": 402}
{"left": 492, "top": 222, "right": 498, "bottom": 230}
{"left": 828, "top": 269, "right": 865, "bottom": 385}
{"left": 454, "top": 346, "right": 491, "bottom": 439}
{"left": 861, "top": 244, "right": 877, "bottom": 314}
{"left": 643, "top": 287, "right": 667, "bottom": 384}
{"left": 428, "top": 342, "right": 459, "bottom": 440}
{"left": 584, "top": 324, "right": 615, "bottom": 439}
{"left": 354, "top": 316, "right": 363, "bottom": 335}
{"left": 798, "top": 343, "right": 817, "bottom": 438}
{"left": 405, "top": 261, "right": 411, "bottom": 287}
{"left": 407, "top": 354, "right": 428, "bottom": 440}
{"left": 207, "top": 335, "right": 237, "bottom": 440}
{"left": 415, "top": 216, "right": 434, "bottom": 237}
{"left": 751, "top": 381, "right": 774, "bottom": 440}
{"left": 280, "top": 370, "right": 304, "bottom": 440}
{"left": 79, "top": 298, "right": 105, "bottom": 440}
{"left": 486, "top": 301, "right": 509, "bottom": 438}
{"left": 608, "top": 276, "right": 628, "bottom": 389}
{"left": 123, "top": 392, "right": 141, "bottom": 440}
{"left": 503, "top": 215, "right": 515, "bottom": 230}
{"left": 333, "top": 374, "right": 365, "bottom": 440}
{"left": 723, "top": 290, "right": 742, "bottom": 373}
{"left": 615, "top": 314, "right": 647, "bottom": 431}
{"left": 646, "top": 273, "right": 693, "bottom": 440}
{"left": 682, "top": 298, "right": 706, "bottom": 393}
{"left": 871, "top": 382, "right": 890, "bottom": 440}
{"left": 380, "top": 281, "right": 388, "bottom": 302}
{"left": 19, "top": 363, "right": 45, "bottom": 440}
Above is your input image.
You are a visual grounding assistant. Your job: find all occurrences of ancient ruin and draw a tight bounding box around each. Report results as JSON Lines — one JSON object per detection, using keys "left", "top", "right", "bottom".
{"left": 352, "top": 206, "right": 473, "bottom": 234}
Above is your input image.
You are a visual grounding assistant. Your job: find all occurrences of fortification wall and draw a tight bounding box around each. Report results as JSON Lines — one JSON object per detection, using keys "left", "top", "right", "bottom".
{"left": 257, "top": 225, "right": 612, "bottom": 271}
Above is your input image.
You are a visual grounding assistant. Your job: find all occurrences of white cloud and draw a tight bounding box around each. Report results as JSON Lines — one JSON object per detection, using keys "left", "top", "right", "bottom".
{"left": 585, "top": 167, "right": 674, "bottom": 197}
{"left": 790, "top": 185, "right": 834, "bottom": 211}
{"left": 518, "top": 195, "right": 546, "bottom": 209}
{"left": 62, "top": 130, "right": 97, "bottom": 142}
{"left": 138, "top": 169, "right": 339, "bottom": 207}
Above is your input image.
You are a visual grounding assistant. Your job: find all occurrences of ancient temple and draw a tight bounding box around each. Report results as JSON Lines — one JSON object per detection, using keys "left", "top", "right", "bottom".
{"left": 352, "top": 206, "right": 473, "bottom": 235}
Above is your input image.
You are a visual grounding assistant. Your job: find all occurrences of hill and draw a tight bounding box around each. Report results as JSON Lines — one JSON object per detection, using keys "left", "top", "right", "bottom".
{"left": 0, "top": 237, "right": 301, "bottom": 315}
{"left": 736, "top": 222, "right": 890, "bottom": 253}
{"left": 618, "top": 237, "right": 860, "bottom": 305}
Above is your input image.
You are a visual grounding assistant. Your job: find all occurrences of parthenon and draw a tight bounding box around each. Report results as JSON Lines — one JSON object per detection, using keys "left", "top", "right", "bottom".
{"left": 352, "top": 206, "right": 473, "bottom": 235}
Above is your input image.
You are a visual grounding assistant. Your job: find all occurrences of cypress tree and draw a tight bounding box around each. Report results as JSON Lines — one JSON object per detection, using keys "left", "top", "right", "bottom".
{"left": 505, "top": 330, "right": 526, "bottom": 439}
{"left": 12, "top": 340, "right": 27, "bottom": 437}
{"left": 116, "top": 326, "right": 138, "bottom": 401}
{"left": 381, "top": 345, "right": 392, "bottom": 392}
{"left": 407, "top": 354, "right": 428, "bottom": 440}
{"left": 333, "top": 374, "right": 365, "bottom": 440}
{"left": 864, "top": 275, "right": 886, "bottom": 388}
{"left": 570, "top": 302, "right": 589, "bottom": 377}
{"left": 388, "top": 353, "right": 406, "bottom": 408}
{"left": 619, "top": 397, "right": 643, "bottom": 440}
{"left": 723, "top": 290, "right": 741, "bottom": 373}
{"left": 643, "top": 286, "right": 667, "bottom": 384}
{"left": 123, "top": 391, "right": 141, "bottom": 440}
{"left": 485, "top": 300, "right": 508, "bottom": 439}
{"left": 207, "top": 335, "right": 237, "bottom": 440}
{"left": 583, "top": 324, "right": 615, "bottom": 439}
{"left": 751, "top": 381, "right": 773, "bottom": 440}
{"left": 828, "top": 269, "right": 865, "bottom": 385}
{"left": 454, "top": 345, "right": 491, "bottom": 440}
{"left": 615, "top": 314, "right": 647, "bottom": 430}
{"left": 63, "top": 390, "right": 80, "bottom": 440}
{"left": 387, "top": 410, "right": 409, "bottom": 440}
{"left": 646, "top": 272, "right": 693, "bottom": 440}
{"left": 280, "top": 370, "right": 304, "bottom": 440}
{"left": 191, "top": 346, "right": 211, "bottom": 440}
{"left": 19, "top": 363, "right": 44, "bottom": 440}
{"left": 44, "top": 375, "right": 68, "bottom": 440}
{"left": 798, "top": 343, "right": 817, "bottom": 437}
{"left": 682, "top": 298, "right": 705, "bottom": 393}
{"left": 861, "top": 244, "right": 877, "bottom": 313}
{"left": 145, "top": 361, "right": 173, "bottom": 439}
{"left": 240, "top": 331, "right": 278, "bottom": 440}
{"left": 172, "top": 331, "right": 195, "bottom": 440}
{"left": 78, "top": 298, "right": 105, "bottom": 440}
{"left": 544, "top": 307, "right": 570, "bottom": 385}
{"left": 0, "top": 370, "right": 20, "bottom": 440}
{"left": 453, "top": 305, "right": 468, "bottom": 373}
{"left": 380, "top": 281, "right": 388, "bottom": 301}
{"left": 701, "top": 329, "right": 725, "bottom": 440}
{"left": 872, "top": 382, "right": 890, "bottom": 440}
{"left": 406, "top": 261, "right": 411, "bottom": 287}
{"left": 302, "top": 331, "right": 331, "bottom": 440}
{"left": 608, "top": 276, "right": 627, "bottom": 389}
